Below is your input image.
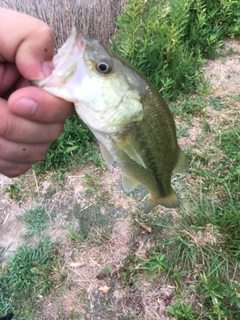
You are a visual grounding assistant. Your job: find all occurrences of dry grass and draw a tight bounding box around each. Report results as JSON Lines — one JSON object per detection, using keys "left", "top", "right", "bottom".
{"left": 204, "top": 40, "right": 240, "bottom": 96}
{"left": 0, "top": 0, "right": 127, "bottom": 48}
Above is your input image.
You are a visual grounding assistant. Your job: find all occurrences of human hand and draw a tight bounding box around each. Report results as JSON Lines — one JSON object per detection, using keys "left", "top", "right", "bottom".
{"left": 0, "top": 8, "right": 75, "bottom": 177}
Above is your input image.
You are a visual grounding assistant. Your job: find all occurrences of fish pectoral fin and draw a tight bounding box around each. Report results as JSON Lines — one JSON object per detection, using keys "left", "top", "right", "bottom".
{"left": 122, "top": 173, "right": 139, "bottom": 192}
{"left": 173, "top": 147, "right": 187, "bottom": 173}
{"left": 117, "top": 141, "right": 146, "bottom": 168}
{"left": 144, "top": 190, "right": 180, "bottom": 214}
{"left": 99, "top": 143, "right": 114, "bottom": 168}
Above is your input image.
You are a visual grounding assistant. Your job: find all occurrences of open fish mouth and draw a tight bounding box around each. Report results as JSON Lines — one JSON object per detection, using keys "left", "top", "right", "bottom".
{"left": 52, "top": 28, "right": 85, "bottom": 71}
{"left": 33, "top": 28, "right": 87, "bottom": 90}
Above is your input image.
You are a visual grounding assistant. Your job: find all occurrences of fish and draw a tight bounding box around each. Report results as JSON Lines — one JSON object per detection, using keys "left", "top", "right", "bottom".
{"left": 33, "top": 28, "right": 186, "bottom": 213}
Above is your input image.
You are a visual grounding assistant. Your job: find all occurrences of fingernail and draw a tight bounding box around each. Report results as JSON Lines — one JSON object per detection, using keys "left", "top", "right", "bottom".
{"left": 12, "top": 98, "right": 38, "bottom": 117}
{"left": 41, "top": 60, "right": 54, "bottom": 77}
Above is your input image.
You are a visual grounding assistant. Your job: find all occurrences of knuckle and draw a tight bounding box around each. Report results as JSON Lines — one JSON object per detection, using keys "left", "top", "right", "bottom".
{"left": 0, "top": 112, "right": 13, "bottom": 139}
{"left": 0, "top": 66, "right": 5, "bottom": 94}
{"left": 40, "top": 25, "right": 53, "bottom": 37}
{"left": 45, "top": 123, "right": 64, "bottom": 142}
{"left": 34, "top": 143, "right": 50, "bottom": 161}
{"left": 0, "top": 64, "right": 10, "bottom": 96}
{"left": 0, "top": 137, "right": 10, "bottom": 157}
{"left": 52, "top": 123, "right": 64, "bottom": 140}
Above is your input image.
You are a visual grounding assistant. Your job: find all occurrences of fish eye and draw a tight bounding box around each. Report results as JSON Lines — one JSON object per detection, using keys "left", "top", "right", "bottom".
{"left": 96, "top": 61, "right": 112, "bottom": 74}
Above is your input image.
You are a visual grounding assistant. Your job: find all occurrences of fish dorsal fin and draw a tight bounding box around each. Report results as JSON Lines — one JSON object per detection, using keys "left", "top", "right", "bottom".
{"left": 144, "top": 190, "right": 180, "bottom": 214}
{"left": 99, "top": 143, "right": 114, "bottom": 168}
{"left": 122, "top": 173, "right": 139, "bottom": 192}
{"left": 173, "top": 147, "right": 186, "bottom": 173}
{"left": 116, "top": 140, "right": 146, "bottom": 168}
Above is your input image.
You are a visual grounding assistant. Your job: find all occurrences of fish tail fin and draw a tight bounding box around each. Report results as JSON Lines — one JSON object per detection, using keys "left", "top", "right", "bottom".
{"left": 144, "top": 190, "right": 180, "bottom": 214}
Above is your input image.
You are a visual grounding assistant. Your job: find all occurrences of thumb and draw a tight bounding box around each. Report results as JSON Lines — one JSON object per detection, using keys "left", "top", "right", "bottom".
{"left": 0, "top": 8, "right": 55, "bottom": 80}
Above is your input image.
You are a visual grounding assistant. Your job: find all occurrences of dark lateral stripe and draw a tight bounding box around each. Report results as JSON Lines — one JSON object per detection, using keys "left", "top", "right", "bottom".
{"left": 136, "top": 123, "right": 166, "bottom": 197}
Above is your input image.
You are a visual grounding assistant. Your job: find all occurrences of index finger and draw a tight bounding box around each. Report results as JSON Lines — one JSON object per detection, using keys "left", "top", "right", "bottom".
{"left": 0, "top": 8, "right": 54, "bottom": 80}
{"left": 8, "top": 86, "right": 75, "bottom": 123}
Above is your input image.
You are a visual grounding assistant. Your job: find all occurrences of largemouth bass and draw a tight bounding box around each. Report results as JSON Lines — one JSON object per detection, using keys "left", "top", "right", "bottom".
{"left": 34, "top": 28, "right": 185, "bottom": 213}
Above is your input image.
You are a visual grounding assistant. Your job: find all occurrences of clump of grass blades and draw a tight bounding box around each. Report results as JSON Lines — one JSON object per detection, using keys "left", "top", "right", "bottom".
{"left": 112, "top": 0, "right": 240, "bottom": 99}
{"left": 0, "top": 238, "right": 61, "bottom": 318}
{"left": 17, "top": 207, "right": 51, "bottom": 238}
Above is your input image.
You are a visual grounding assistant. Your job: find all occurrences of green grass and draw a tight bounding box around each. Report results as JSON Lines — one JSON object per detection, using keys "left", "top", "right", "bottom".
{"left": 220, "top": 128, "right": 240, "bottom": 163}
{"left": 4, "top": 183, "right": 22, "bottom": 202}
{"left": 170, "top": 94, "right": 208, "bottom": 118}
{"left": 17, "top": 207, "right": 51, "bottom": 238}
{"left": 33, "top": 115, "right": 101, "bottom": 175}
{"left": 0, "top": 238, "right": 63, "bottom": 319}
{"left": 167, "top": 302, "right": 196, "bottom": 320}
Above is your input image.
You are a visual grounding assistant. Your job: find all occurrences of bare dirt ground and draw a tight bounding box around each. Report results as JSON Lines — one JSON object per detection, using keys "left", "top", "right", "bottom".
{"left": 204, "top": 40, "right": 240, "bottom": 96}
{"left": 0, "top": 40, "right": 240, "bottom": 319}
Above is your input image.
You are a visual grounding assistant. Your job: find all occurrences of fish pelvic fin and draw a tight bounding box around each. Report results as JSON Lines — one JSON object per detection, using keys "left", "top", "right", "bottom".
{"left": 122, "top": 173, "right": 139, "bottom": 192}
{"left": 144, "top": 190, "right": 180, "bottom": 214}
{"left": 115, "top": 139, "right": 146, "bottom": 169}
{"left": 173, "top": 147, "right": 187, "bottom": 173}
{"left": 99, "top": 143, "right": 114, "bottom": 168}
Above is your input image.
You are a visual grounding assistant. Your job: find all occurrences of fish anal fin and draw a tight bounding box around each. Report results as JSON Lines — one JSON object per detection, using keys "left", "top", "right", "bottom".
{"left": 99, "top": 143, "right": 113, "bottom": 168}
{"left": 173, "top": 147, "right": 187, "bottom": 173}
{"left": 144, "top": 190, "right": 180, "bottom": 214}
{"left": 122, "top": 173, "right": 139, "bottom": 192}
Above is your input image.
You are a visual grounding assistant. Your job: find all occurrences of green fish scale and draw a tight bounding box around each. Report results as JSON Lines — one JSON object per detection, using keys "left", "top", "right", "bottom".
{"left": 135, "top": 86, "right": 179, "bottom": 197}
{"left": 113, "top": 85, "right": 179, "bottom": 200}
{"left": 136, "top": 124, "right": 167, "bottom": 196}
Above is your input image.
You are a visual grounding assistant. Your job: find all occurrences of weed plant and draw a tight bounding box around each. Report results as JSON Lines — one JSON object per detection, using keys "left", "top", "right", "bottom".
{"left": 4, "top": 183, "right": 22, "bottom": 202}
{"left": 112, "top": 0, "right": 240, "bottom": 99}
